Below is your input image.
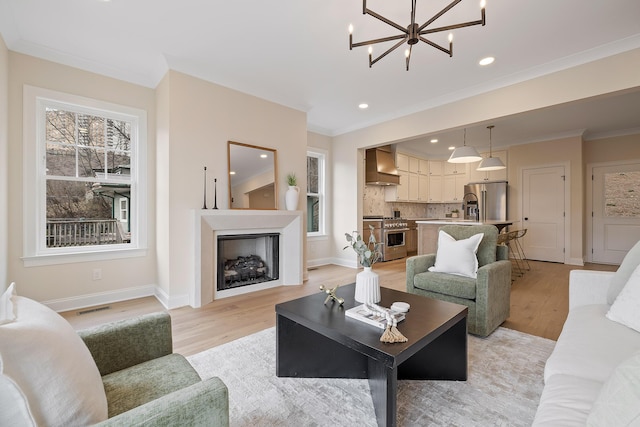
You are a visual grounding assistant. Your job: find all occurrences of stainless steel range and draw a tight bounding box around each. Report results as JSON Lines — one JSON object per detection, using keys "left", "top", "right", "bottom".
{"left": 362, "top": 216, "right": 409, "bottom": 261}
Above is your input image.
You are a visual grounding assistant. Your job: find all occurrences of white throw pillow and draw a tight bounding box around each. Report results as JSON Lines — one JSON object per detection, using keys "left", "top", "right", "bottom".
{"left": 0, "top": 296, "right": 108, "bottom": 426}
{"left": 428, "top": 230, "right": 484, "bottom": 278}
{"left": 587, "top": 351, "right": 640, "bottom": 426}
{"left": 0, "top": 283, "right": 16, "bottom": 325}
{"left": 607, "top": 263, "right": 640, "bottom": 333}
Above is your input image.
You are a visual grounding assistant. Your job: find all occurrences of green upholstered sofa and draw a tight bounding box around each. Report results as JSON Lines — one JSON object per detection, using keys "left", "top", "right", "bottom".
{"left": 406, "top": 224, "right": 511, "bottom": 337}
{"left": 82, "top": 312, "right": 229, "bottom": 426}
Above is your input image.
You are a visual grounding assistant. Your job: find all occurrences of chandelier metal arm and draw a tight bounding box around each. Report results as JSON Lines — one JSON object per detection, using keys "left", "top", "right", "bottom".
{"left": 370, "top": 37, "right": 408, "bottom": 68}
{"left": 418, "top": 36, "right": 451, "bottom": 56}
{"left": 418, "top": 0, "right": 463, "bottom": 32}
{"left": 351, "top": 34, "right": 406, "bottom": 50}
{"left": 420, "top": 18, "right": 486, "bottom": 36}
{"left": 364, "top": 7, "right": 408, "bottom": 34}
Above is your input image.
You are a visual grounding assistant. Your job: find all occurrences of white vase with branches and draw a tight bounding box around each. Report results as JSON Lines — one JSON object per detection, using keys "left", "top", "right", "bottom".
{"left": 344, "top": 225, "right": 382, "bottom": 303}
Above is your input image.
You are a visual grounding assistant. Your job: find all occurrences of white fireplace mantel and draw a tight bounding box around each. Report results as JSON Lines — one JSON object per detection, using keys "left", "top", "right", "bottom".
{"left": 192, "top": 209, "right": 303, "bottom": 308}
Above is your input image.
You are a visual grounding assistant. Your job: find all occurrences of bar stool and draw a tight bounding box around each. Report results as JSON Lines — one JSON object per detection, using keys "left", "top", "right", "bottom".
{"left": 497, "top": 230, "right": 525, "bottom": 278}
{"left": 512, "top": 229, "right": 531, "bottom": 272}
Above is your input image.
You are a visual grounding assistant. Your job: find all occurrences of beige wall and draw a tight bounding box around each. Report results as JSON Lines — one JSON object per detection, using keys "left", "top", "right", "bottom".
{"left": 584, "top": 133, "right": 640, "bottom": 164}
{"left": 331, "top": 48, "right": 640, "bottom": 267}
{"left": 507, "top": 136, "right": 583, "bottom": 264}
{"left": 156, "top": 71, "right": 307, "bottom": 306}
{"left": 7, "top": 52, "right": 158, "bottom": 305}
{"left": 0, "top": 35, "right": 8, "bottom": 289}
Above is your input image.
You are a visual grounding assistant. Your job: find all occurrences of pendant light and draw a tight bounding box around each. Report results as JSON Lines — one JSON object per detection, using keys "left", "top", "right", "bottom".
{"left": 477, "top": 125, "right": 506, "bottom": 171}
{"left": 448, "top": 129, "right": 482, "bottom": 164}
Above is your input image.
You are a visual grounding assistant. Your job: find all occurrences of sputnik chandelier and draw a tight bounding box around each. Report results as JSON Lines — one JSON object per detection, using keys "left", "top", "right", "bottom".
{"left": 349, "top": 0, "right": 486, "bottom": 70}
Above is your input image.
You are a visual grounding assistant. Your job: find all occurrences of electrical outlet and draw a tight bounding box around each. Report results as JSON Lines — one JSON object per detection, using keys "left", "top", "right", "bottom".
{"left": 92, "top": 268, "right": 102, "bottom": 281}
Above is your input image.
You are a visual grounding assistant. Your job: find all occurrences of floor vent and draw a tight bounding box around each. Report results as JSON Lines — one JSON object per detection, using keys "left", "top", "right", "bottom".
{"left": 77, "top": 305, "right": 111, "bottom": 316}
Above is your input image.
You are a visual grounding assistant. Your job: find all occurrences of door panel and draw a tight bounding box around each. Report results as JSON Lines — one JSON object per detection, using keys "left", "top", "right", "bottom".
{"left": 522, "top": 166, "right": 565, "bottom": 262}
{"left": 592, "top": 164, "right": 640, "bottom": 264}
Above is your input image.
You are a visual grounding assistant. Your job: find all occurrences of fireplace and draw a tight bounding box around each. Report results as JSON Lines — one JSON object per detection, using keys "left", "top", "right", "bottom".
{"left": 217, "top": 233, "right": 279, "bottom": 291}
{"left": 193, "top": 210, "right": 303, "bottom": 307}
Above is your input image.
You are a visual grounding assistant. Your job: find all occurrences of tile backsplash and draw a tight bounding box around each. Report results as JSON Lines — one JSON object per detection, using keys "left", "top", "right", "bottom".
{"left": 363, "top": 185, "right": 462, "bottom": 219}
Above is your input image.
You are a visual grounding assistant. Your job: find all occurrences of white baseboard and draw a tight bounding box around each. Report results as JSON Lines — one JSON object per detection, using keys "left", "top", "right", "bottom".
{"left": 307, "top": 257, "right": 333, "bottom": 268}
{"left": 154, "top": 286, "right": 190, "bottom": 310}
{"left": 45, "top": 284, "right": 158, "bottom": 313}
{"left": 568, "top": 257, "right": 585, "bottom": 266}
{"left": 329, "top": 257, "right": 358, "bottom": 269}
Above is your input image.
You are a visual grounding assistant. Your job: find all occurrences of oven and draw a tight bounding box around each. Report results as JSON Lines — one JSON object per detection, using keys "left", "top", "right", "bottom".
{"left": 363, "top": 217, "right": 408, "bottom": 261}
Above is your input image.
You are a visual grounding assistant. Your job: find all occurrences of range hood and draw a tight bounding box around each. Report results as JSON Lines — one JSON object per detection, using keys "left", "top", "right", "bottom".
{"left": 365, "top": 146, "right": 400, "bottom": 186}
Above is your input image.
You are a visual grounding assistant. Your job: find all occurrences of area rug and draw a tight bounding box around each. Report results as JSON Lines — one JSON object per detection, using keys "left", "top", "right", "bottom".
{"left": 187, "top": 327, "right": 555, "bottom": 427}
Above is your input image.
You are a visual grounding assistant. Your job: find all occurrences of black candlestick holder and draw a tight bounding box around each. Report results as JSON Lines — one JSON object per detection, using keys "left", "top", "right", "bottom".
{"left": 202, "top": 166, "right": 207, "bottom": 209}
{"left": 212, "top": 178, "right": 218, "bottom": 209}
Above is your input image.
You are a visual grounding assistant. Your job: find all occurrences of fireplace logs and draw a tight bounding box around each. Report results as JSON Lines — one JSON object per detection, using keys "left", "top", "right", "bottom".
{"left": 223, "top": 255, "right": 268, "bottom": 285}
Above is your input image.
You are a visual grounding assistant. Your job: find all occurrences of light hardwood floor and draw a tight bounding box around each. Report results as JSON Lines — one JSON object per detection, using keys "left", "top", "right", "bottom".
{"left": 61, "top": 259, "right": 617, "bottom": 356}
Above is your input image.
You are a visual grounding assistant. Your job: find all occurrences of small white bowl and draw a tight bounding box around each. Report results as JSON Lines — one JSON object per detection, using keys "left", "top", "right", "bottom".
{"left": 391, "top": 302, "right": 410, "bottom": 313}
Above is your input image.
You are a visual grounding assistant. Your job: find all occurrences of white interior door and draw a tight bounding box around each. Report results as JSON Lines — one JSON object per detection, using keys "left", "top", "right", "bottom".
{"left": 592, "top": 163, "right": 640, "bottom": 264}
{"left": 522, "top": 166, "right": 566, "bottom": 262}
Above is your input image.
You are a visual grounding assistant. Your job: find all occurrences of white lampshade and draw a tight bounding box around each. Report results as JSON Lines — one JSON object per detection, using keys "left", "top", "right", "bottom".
{"left": 476, "top": 156, "right": 506, "bottom": 171}
{"left": 448, "top": 145, "right": 482, "bottom": 163}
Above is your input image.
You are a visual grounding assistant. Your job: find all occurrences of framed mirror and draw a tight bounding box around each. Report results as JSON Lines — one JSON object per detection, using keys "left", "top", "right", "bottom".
{"left": 228, "top": 141, "right": 278, "bottom": 209}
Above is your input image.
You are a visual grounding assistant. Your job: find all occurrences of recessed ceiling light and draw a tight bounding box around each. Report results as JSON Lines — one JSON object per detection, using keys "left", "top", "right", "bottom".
{"left": 229, "top": 171, "right": 236, "bottom": 175}
{"left": 260, "top": 154, "right": 268, "bottom": 158}
{"left": 479, "top": 56, "right": 495, "bottom": 66}
{"left": 430, "top": 139, "right": 438, "bottom": 143}
{"left": 448, "top": 146, "right": 456, "bottom": 151}
{"left": 358, "top": 103, "right": 369, "bottom": 109}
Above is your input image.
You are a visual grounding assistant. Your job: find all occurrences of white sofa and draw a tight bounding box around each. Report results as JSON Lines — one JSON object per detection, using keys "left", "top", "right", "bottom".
{"left": 533, "top": 243, "right": 640, "bottom": 426}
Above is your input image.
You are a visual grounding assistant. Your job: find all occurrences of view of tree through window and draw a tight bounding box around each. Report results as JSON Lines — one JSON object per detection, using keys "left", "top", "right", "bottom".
{"left": 604, "top": 171, "right": 640, "bottom": 217}
{"left": 307, "top": 155, "right": 319, "bottom": 233}
{"left": 45, "top": 107, "right": 133, "bottom": 247}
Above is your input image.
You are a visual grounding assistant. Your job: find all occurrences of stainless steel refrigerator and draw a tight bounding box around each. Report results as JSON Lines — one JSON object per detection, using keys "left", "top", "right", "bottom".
{"left": 463, "top": 181, "right": 508, "bottom": 221}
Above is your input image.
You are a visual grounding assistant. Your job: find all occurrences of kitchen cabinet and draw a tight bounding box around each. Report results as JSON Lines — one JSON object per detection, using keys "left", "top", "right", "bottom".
{"left": 417, "top": 174, "right": 429, "bottom": 202}
{"left": 385, "top": 170, "right": 409, "bottom": 201}
{"left": 396, "top": 152, "right": 410, "bottom": 171}
{"left": 428, "top": 160, "right": 443, "bottom": 176}
{"left": 428, "top": 175, "right": 443, "bottom": 202}
{"left": 467, "top": 150, "right": 508, "bottom": 182}
{"left": 406, "top": 220, "right": 417, "bottom": 254}
{"left": 386, "top": 152, "right": 430, "bottom": 203}
{"left": 443, "top": 174, "right": 467, "bottom": 202}
{"left": 443, "top": 161, "right": 467, "bottom": 176}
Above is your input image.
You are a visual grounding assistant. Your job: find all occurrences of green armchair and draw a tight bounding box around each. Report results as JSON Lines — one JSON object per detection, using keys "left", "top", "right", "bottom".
{"left": 81, "top": 312, "right": 229, "bottom": 426}
{"left": 406, "top": 225, "right": 511, "bottom": 337}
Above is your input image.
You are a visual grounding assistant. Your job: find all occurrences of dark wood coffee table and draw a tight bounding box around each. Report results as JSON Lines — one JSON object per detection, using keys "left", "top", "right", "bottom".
{"left": 276, "top": 283, "right": 468, "bottom": 427}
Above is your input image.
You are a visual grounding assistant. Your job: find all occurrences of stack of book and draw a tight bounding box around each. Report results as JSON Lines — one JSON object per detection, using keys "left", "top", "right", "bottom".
{"left": 345, "top": 304, "right": 405, "bottom": 329}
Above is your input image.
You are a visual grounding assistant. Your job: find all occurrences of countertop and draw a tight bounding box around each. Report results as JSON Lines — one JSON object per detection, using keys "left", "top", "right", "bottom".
{"left": 416, "top": 219, "right": 513, "bottom": 226}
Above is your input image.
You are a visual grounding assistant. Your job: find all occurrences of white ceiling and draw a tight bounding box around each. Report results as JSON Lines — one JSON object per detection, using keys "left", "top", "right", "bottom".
{"left": 2, "top": 0, "right": 640, "bottom": 158}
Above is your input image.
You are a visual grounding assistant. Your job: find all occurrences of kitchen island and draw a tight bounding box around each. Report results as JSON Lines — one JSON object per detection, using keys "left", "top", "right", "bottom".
{"left": 416, "top": 219, "right": 513, "bottom": 255}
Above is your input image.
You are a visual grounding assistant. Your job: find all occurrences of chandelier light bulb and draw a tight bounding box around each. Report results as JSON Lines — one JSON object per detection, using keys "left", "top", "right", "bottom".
{"left": 348, "top": 24, "right": 353, "bottom": 34}
{"left": 368, "top": 46, "right": 373, "bottom": 54}
{"left": 405, "top": 49, "right": 410, "bottom": 58}
{"left": 448, "top": 33, "right": 453, "bottom": 43}
{"left": 481, "top": 0, "right": 486, "bottom": 9}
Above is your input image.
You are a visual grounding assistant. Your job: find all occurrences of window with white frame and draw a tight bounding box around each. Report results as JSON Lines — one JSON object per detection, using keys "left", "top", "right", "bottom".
{"left": 307, "top": 150, "right": 326, "bottom": 235}
{"left": 23, "top": 86, "right": 147, "bottom": 265}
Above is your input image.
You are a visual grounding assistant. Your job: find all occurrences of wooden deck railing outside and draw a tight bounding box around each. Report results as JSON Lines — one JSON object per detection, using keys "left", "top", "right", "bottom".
{"left": 46, "top": 219, "right": 129, "bottom": 247}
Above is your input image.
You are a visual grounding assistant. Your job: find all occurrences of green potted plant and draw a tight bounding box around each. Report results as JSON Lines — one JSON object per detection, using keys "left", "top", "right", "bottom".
{"left": 286, "top": 173, "right": 297, "bottom": 186}
{"left": 451, "top": 208, "right": 459, "bottom": 218}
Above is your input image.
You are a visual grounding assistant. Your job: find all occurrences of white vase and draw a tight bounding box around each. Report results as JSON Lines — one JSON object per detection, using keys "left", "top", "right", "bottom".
{"left": 285, "top": 186, "right": 299, "bottom": 211}
{"left": 354, "top": 267, "right": 381, "bottom": 304}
